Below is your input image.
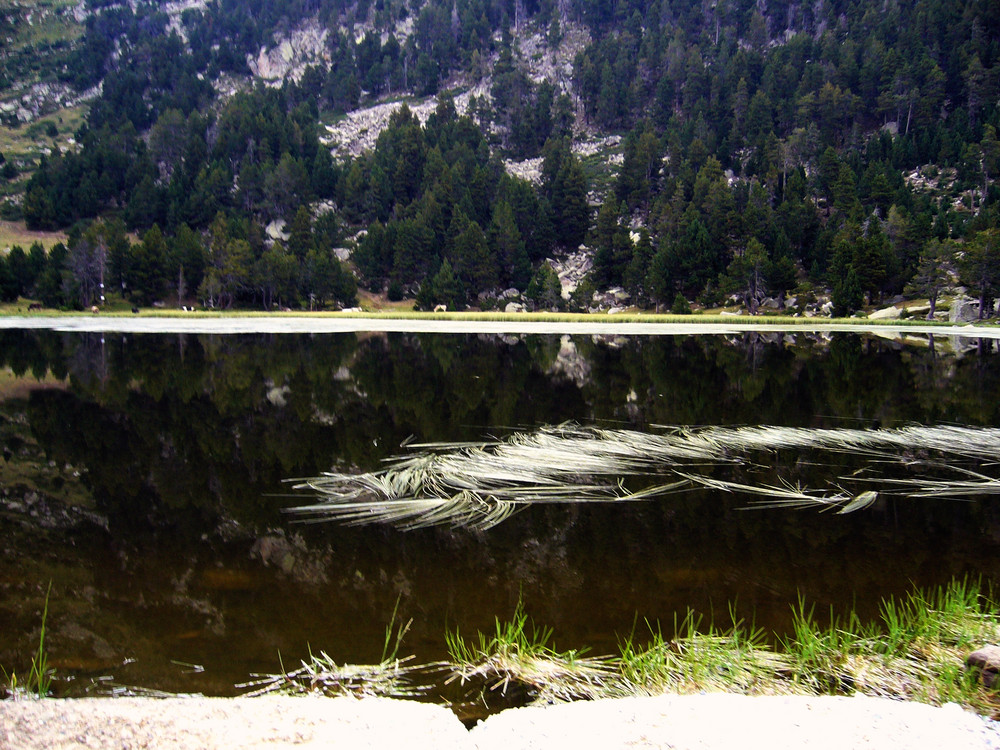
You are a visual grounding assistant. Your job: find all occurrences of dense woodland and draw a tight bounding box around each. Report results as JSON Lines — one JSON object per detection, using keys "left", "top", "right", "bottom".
{"left": 1, "top": 0, "right": 998, "bottom": 314}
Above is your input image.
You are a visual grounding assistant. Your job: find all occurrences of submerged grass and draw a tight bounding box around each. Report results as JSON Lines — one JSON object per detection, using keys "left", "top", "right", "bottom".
{"left": 291, "top": 423, "right": 1000, "bottom": 530}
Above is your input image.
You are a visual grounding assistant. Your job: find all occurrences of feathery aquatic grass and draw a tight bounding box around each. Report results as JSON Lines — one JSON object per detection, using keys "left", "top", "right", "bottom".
{"left": 236, "top": 650, "right": 429, "bottom": 698}
{"left": 291, "top": 423, "right": 1000, "bottom": 530}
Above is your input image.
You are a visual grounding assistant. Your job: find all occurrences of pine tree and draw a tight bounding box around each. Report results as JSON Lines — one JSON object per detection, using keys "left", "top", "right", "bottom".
{"left": 959, "top": 229, "right": 1000, "bottom": 321}
{"left": 832, "top": 266, "right": 864, "bottom": 317}
{"left": 287, "top": 206, "right": 314, "bottom": 261}
{"left": 905, "top": 238, "right": 950, "bottom": 319}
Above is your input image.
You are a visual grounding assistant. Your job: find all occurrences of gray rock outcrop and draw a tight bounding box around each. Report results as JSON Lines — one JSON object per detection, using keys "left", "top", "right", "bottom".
{"left": 949, "top": 297, "right": 980, "bottom": 323}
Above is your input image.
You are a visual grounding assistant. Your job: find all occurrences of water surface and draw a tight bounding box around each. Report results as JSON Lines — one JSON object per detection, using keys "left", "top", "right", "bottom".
{"left": 2, "top": 326, "right": 999, "bottom": 702}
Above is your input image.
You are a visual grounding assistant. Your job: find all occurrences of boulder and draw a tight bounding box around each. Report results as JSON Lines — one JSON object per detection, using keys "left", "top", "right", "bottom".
{"left": 868, "top": 306, "right": 902, "bottom": 320}
{"left": 966, "top": 645, "right": 1000, "bottom": 687}
{"left": 266, "top": 220, "right": 288, "bottom": 241}
{"left": 504, "top": 302, "right": 526, "bottom": 313}
{"left": 949, "top": 297, "right": 980, "bottom": 323}
{"left": 610, "top": 287, "right": 631, "bottom": 304}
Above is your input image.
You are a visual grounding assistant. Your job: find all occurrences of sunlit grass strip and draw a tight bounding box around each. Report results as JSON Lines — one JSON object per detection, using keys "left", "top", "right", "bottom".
{"left": 230, "top": 581, "right": 1000, "bottom": 715}
{"left": 291, "top": 424, "right": 1000, "bottom": 530}
{"left": 1, "top": 306, "right": 986, "bottom": 327}
{"left": 446, "top": 580, "right": 1000, "bottom": 716}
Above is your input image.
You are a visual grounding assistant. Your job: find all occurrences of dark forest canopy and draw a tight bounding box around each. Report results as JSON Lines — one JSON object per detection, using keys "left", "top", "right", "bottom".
{"left": 7, "top": 0, "right": 999, "bottom": 313}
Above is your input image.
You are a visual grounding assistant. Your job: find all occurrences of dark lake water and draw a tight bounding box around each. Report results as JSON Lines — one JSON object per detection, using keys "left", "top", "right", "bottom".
{"left": 2, "top": 326, "right": 1000, "bottom": 703}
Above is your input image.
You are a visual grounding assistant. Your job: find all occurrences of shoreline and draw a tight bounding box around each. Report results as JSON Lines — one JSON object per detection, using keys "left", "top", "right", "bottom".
{"left": 1, "top": 313, "right": 999, "bottom": 338}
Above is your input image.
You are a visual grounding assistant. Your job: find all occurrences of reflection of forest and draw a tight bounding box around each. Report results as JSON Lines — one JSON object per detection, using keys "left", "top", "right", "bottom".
{"left": 1, "top": 329, "right": 1000, "bottom": 697}
{"left": 2, "top": 329, "right": 1000, "bottom": 531}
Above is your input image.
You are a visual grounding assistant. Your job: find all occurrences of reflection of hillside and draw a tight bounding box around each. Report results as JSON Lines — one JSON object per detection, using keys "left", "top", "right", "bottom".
{"left": 0, "top": 367, "right": 67, "bottom": 402}
{"left": 0, "top": 329, "right": 998, "bottom": 541}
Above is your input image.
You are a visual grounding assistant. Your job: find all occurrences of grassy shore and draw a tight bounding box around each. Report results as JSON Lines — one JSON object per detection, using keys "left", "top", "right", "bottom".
{"left": 244, "top": 580, "right": 1000, "bottom": 718}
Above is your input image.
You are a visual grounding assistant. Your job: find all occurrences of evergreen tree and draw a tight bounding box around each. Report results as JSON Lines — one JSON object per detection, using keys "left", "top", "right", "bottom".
{"left": 287, "top": 205, "right": 314, "bottom": 261}
{"left": 429, "top": 258, "right": 464, "bottom": 310}
{"left": 724, "top": 238, "right": 769, "bottom": 314}
{"left": 130, "top": 225, "right": 168, "bottom": 305}
{"left": 5, "top": 245, "right": 30, "bottom": 299}
{"left": 452, "top": 220, "right": 497, "bottom": 292}
{"left": 832, "top": 266, "right": 864, "bottom": 317}
{"left": 35, "top": 243, "right": 68, "bottom": 308}
{"left": 489, "top": 201, "right": 530, "bottom": 290}
{"left": 623, "top": 229, "right": 653, "bottom": 303}
{"left": 525, "top": 262, "right": 562, "bottom": 310}
{"left": 905, "top": 238, "right": 951, "bottom": 319}
{"left": 959, "top": 228, "right": 1000, "bottom": 320}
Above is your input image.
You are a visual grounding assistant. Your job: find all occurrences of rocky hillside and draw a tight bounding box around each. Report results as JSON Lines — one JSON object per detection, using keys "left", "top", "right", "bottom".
{"left": 1, "top": 0, "right": 997, "bottom": 317}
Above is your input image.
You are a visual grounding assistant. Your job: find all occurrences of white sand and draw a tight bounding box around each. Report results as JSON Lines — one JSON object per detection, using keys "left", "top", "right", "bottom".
{"left": 2, "top": 695, "right": 999, "bottom": 750}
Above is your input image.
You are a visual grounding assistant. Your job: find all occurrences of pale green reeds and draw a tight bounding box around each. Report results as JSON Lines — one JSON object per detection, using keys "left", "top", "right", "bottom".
{"left": 291, "top": 423, "right": 1000, "bottom": 530}
{"left": 2, "top": 581, "right": 54, "bottom": 699}
{"left": 615, "top": 609, "right": 792, "bottom": 697}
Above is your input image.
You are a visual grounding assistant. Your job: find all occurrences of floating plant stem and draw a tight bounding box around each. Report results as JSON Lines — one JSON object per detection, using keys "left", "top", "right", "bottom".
{"left": 289, "top": 424, "right": 1000, "bottom": 530}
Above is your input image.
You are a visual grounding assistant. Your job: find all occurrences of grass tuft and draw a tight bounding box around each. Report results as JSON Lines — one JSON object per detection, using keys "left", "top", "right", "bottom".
{"left": 237, "top": 596, "right": 435, "bottom": 699}
{"left": 446, "top": 598, "right": 618, "bottom": 704}
{"left": 3, "top": 580, "right": 55, "bottom": 699}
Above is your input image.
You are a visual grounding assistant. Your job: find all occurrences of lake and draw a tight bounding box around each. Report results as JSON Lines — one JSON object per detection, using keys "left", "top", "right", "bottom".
{"left": 2, "top": 323, "right": 999, "bottom": 706}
